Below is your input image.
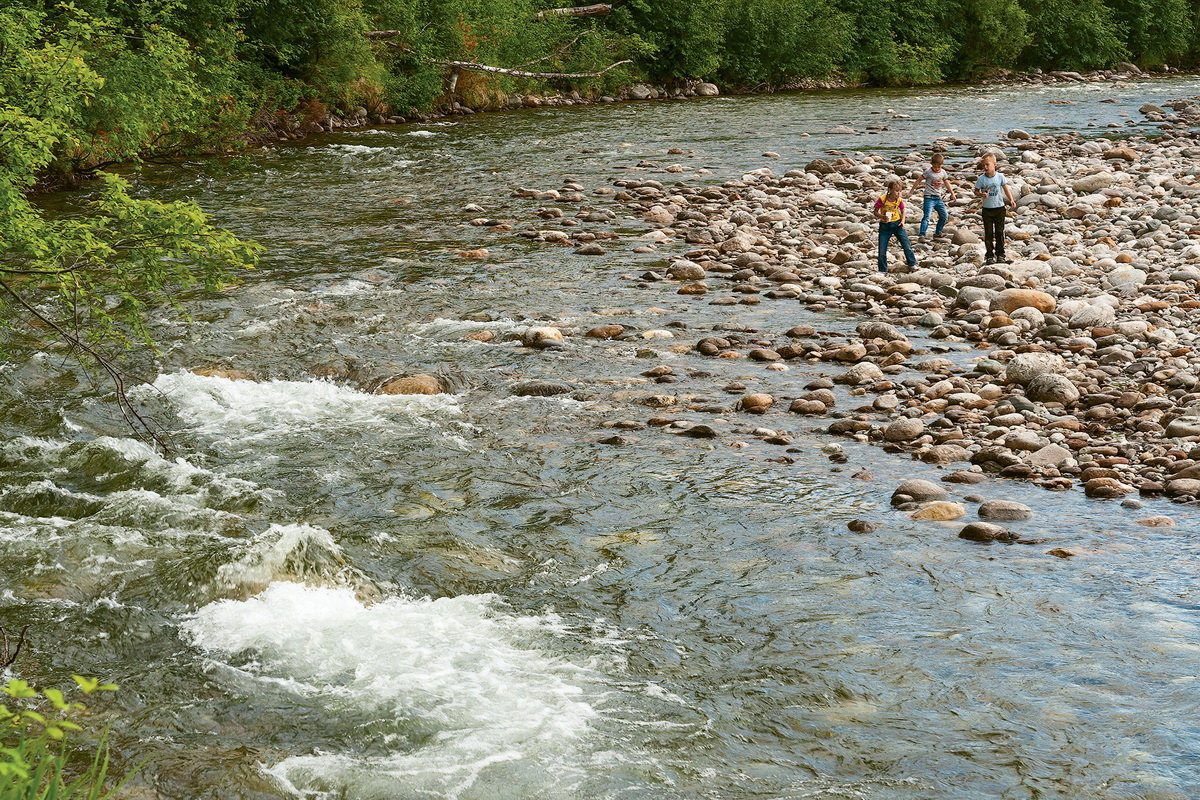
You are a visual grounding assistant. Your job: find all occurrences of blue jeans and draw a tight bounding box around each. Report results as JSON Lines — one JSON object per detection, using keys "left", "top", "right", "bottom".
{"left": 878, "top": 221, "right": 916, "bottom": 271}
{"left": 920, "top": 195, "right": 948, "bottom": 237}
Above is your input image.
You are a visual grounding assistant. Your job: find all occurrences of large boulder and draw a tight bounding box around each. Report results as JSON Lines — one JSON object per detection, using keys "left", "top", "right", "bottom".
{"left": 1004, "top": 352, "right": 1066, "bottom": 386}
{"left": 1073, "top": 172, "right": 1114, "bottom": 194}
{"left": 1026, "top": 373, "right": 1081, "bottom": 405}
{"left": 1069, "top": 303, "right": 1116, "bottom": 329}
{"left": 891, "top": 479, "right": 949, "bottom": 505}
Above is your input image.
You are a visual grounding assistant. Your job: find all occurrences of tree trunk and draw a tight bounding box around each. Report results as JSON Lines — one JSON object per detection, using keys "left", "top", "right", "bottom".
{"left": 535, "top": 4, "right": 613, "bottom": 20}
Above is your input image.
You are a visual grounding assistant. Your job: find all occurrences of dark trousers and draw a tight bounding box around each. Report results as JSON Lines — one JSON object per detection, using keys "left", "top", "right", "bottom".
{"left": 982, "top": 206, "right": 1006, "bottom": 260}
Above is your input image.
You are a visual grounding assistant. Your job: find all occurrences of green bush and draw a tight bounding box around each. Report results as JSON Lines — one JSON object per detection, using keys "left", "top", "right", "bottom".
{"left": 0, "top": 677, "right": 130, "bottom": 800}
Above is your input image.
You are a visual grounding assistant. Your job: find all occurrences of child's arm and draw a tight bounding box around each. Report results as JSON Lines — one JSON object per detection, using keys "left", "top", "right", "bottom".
{"left": 1003, "top": 182, "right": 1017, "bottom": 209}
{"left": 911, "top": 173, "right": 925, "bottom": 197}
{"left": 872, "top": 199, "right": 884, "bottom": 220}
{"left": 947, "top": 174, "right": 959, "bottom": 201}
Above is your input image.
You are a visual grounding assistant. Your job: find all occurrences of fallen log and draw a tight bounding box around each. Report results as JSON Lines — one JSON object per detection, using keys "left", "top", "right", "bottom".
{"left": 424, "top": 56, "right": 632, "bottom": 79}
{"left": 366, "top": 34, "right": 632, "bottom": 79}
{"left": 535, "top": 3, "right": 613, "bottom": 19}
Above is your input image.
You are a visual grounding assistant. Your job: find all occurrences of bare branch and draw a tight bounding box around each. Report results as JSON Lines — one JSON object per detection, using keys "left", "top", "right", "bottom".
{"left": 536, "top": 4, "right": 613, "bottom": 19}
{"left": 0, "top": 278, "right": 167, "bottom": 450}
{"left": 1, "top": 626, "right": 29, "bottom": 670}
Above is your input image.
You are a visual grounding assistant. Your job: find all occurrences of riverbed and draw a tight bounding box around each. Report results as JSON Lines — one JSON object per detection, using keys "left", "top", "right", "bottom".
{"left": 3, "top": 78, "right": 1200, "bottom": 799}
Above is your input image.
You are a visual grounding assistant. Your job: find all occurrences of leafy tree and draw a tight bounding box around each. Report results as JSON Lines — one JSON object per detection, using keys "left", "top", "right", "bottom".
{"left": 948, "top": 0, "right": 1031, "bottom": 77}
{"left": 1103, "top": 0, "right": 1192, "bottom": 65}
{"left": 1018, "top": 0, "right": 1128, "bottom": 69}
{"left": 0, "top": 7, "right": 258, "bottom": 438}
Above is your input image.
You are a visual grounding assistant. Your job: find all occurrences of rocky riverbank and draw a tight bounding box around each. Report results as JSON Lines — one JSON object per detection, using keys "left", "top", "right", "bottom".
{"left": 252, "top": 62, "right": 1192, "bottom": 142}
{"left": 467, "top": 96, "right": 1200, "bottom": 524}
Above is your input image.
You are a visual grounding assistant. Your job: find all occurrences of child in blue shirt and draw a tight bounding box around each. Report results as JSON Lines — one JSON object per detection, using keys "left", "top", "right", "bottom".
{"left": 974, "top": 153, "right": 1017, "bottom": 263}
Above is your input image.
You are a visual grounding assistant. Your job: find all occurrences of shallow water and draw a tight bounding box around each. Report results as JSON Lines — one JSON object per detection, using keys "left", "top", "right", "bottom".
{"left": 4, "top": 78, "right": 1200, "bottom": 800}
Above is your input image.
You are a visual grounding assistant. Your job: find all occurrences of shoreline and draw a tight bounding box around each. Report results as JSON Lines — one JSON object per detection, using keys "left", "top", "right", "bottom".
{"left": 479, "top": 97, "right": 1200, "bottom": 531}
{"left": 250, "top": 64, "right": 1199, "bottom": 144}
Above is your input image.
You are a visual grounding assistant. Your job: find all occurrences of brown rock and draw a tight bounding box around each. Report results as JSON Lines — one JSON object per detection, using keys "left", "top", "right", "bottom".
{"left": 191, "top": 366, "right": 254, "bottom": 381}
{"left": 377, "top": 374, "right": 443, "bottom": 395}
{"left": 1084, "top": 477, "right": 1133, "bottom": 498}
{"left": 586, "top": 324, "right": 625, "bottom": 339}
{"left": 993, "top": 289, "right": 1056, "bottom": 314}
{"left": 910, "top": 501, "right": 966, "bottom": 521}
{"left": 739, "top": 393, "right": 774, "bottom": 413}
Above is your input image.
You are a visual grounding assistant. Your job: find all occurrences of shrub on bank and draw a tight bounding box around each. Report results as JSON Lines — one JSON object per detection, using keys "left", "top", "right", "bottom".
{"left": 0, "top": 677, "right": 128, "bottom": 800}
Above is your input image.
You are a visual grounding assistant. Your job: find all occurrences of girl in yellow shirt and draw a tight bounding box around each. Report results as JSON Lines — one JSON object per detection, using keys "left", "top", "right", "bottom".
{"left": 873, "top": 178, "right": 917, "bottom": 273}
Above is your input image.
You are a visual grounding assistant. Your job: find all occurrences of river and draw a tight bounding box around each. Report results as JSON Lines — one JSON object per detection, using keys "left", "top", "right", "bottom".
{"left": 3, "top": 78, "right": 1200, "bottom": 800}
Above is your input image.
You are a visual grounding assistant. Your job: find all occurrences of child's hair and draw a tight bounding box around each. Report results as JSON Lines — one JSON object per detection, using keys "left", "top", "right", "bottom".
{"left": 979, "top": 152, "right": 997, "bottom": 166}
{"left": 884, "top": 178, "right": 902, "bottom": 192}
{"left": 931, "top": 153, "right": 945, "bottom": 166}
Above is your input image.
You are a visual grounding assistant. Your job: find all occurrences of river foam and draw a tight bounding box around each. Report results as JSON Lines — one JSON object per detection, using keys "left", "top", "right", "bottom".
{"left": 184, "top": 581, "right": 598, "bottom": 799}
{"left": 147, "top": 372, "right": 461, "bottom": 440}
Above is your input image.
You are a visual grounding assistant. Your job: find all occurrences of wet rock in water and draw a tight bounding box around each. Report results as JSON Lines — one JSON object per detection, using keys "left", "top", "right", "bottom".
{"left": 748, "top": 348, "right": 782, "bottom": 362}
{"left": 575, "top": 243, "right": 606, "bottom": 255}
{"left": 944, "top": 471, "right": 986, "bottom": 484}
{"left": 1165, "top": 478, "right": 1200, "bottom": 497}
{"left": 891, "top": 479, "right": 949, "bottom": 505}
{"left": 1084, "top": 477, "right": 1133, "bottom": 498}
{"left": 1028, "top": 444, "right": 1073, "bottom": 468}
{"left": 598, "top": 435, "right": 633, "bottom": 445}
{"left": 910, "top": 501, "right": 966, "bottom": 521}
{"left": 695, "top": 82, "right": 720, "bottom": 97}
{"left": 521, "top": 326, "right": 565, "bottom": 348}
{"left": 376, "top": 374, "right": 443, "bottom": 395}
{"left": 192, "top": 366, "right": 254, "bottom": 381}
{"left": 977, "top": 499, "right": 1033, "bottom": 520}
{"left": 883, "top": 418, "right": 925, "bottom": 442}
{"left": 847, "top": 519, "right": 879, "bottom": 533}
{"left": 680, "top": 424, "right": 719, "bottom": 438}
{"left": 958, "top": 522, "right": 1017, "bottom": 542}
{"left": 510, "top": 379, "right": 574, "bottom": 397}
{"left": 1136, "top": 516, "right": 1175, "bottom": 527}
{"left": 739, "top": 393, "right": 774, "bottom": 413}
{"left": 586, "top": 324, "right": 625, "bottom": 339}
{"left": 466, "top": 330, "right": 496, "bottom": 342}
{"left": 668, "top": 260, "right": 707, "bottom": 280}
{"left": 789, "top": 399, "right": 828, "bottom": 415}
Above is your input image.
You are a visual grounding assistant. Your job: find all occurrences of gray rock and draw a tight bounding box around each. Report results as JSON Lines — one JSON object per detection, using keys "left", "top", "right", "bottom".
{"left": 958, "top": 522, "right": 1017, "bottom": 542}
{"left": 510, "top": 379, "right": 574, "bottom": 397}
{"left": 1005, "top": 352, "right": 1066, "bottom": 386}
{"left": 891, "top": 479, "right": 949, "bottom": 505}
{"left": 1026, "top": 373, "right": 1081, "bottom": 404}
{"left": 883, "top": 418, "right": 925, "bottom": 442}
{"left": 978, "top": 499, "right": 1033, "bottom": 520}
{"left": 1028, "top": 444, "right": 1073, "bottom": 468}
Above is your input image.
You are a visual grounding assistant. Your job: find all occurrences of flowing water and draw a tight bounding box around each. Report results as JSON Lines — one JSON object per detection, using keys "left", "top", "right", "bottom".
{"left": 4, "top": 79, "right": 1200, "bottom": 800}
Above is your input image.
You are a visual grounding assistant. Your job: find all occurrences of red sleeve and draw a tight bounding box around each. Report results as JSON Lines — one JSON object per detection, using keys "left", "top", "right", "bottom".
{"left": 873, "top": 198, "right": 883, "bottom": 209}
